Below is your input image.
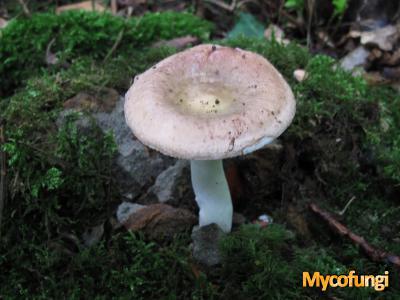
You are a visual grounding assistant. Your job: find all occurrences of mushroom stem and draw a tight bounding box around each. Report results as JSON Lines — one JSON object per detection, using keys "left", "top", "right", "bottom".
{"left": 190, "top": 160, "right": 233, "bottom": 232}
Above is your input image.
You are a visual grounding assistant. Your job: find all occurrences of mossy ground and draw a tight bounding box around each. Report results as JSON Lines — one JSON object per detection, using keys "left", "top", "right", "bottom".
{"left": 1, "top": 11, "right": 399, "bottom": 299}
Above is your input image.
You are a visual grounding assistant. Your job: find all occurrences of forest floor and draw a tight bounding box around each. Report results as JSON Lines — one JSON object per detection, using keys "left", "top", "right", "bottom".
{"left": 0, "top": 1, "right": 399, "bottom": 299}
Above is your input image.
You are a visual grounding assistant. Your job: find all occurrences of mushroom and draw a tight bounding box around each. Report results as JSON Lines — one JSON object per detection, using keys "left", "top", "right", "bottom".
{"left": 124, "top": 44, "right": 295, "bottom": 232}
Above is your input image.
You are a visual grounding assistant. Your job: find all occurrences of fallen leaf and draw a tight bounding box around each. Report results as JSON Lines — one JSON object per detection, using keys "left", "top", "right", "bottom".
{"left": 56, "top": 1, "right": 106, "bottom": 14}
{"left": 152, "top": 35, "right": 199, "bottom": 49}
{"left": 363, "top": 71, "right": 391, "bottom": 85}
{"left": 360, "top": 25, "right": 399, "bottom": 51}
{"left": 264, "top": 24, "right": 289, "bottom": 45}
{"left": 63, "top": 88, "right": 120, "bottom": 113}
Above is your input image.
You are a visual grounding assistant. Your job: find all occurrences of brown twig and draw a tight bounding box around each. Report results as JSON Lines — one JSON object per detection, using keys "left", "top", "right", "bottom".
{"left": 103, "top": 28, "right": 125, "bottom": 62}
{"left": 0, "top": 124, "right": 6, "bottom": 237}
{"left": 309, "top": 202, "right": 400, "bottom": 269}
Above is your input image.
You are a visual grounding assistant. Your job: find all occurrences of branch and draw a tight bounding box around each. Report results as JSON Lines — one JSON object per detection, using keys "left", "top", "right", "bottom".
{"left": 17, "top": 0, "right": 31, "bottom": 17}
{"left": 309, "top": 202, "right": 400, "bottom": 269}
{"left": 103, "top": 28, "right": 124, "bottom": 62}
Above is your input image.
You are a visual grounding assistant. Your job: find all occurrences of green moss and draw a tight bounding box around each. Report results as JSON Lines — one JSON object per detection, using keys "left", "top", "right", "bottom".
{"left": 0, "top": 47, "right": 177, "bottom": 257}
{"left": 219, "top": 224, "right": 301, "bottom": 299}
{"left": 219, "top": 225, "right": 399, "bottom": 299}
{"left": 0, "top": 10, "right": 213, "bottom": 95}
{"left": 0, "top": 232, "right": 214, "bottom": 299}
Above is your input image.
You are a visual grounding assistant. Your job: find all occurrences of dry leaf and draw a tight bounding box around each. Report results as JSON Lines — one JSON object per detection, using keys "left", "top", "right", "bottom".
{"left": 56, "top": 1, "right": 106, "bottom": 14}
{"left": 264, "top": 24, "right": 289, "bottom": 45}
{"left": 360, "top": 25, "right": 399, "bottom": 51}
{"left": 124, "top": 203, "right": 197, "bottom": 240}
{"left": 152, "top": 36, "right": 199, "bottom": 49}
{"left": 63, "top": 88, "right": 119, "bottom": 113}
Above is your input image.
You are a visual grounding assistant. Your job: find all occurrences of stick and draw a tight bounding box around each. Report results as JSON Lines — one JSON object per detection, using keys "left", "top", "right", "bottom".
{"left": 103, "top": 28, "right": 124, "bottom": 62}
{"left": 338, "top": 196, "right": 355, "bottom": 216}
{"left": 309, "top": 202, "right": 400, "bottom": 269}
{"left": 17, "top": 0, "right": 31, "bottom": 17}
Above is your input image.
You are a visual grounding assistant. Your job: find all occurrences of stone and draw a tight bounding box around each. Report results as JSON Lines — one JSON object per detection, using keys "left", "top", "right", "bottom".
{"left": 360, "top": 25, "right": 399, "bottom": 51}
{"left": 116, "top": 201, "right": 146, "bottom": 224}
{"left": 95, "top": 98, "right": 174, "bottom": 196}
{"left": 191, "top": 223, "right": 226, "bottom": 267}
{"left": 340, "top": 46, "right": 369, "bottom": 71}
{"left": 82, "top": 223, "right": 104, "bottom": 247}
{"left": 57, "top": 94, "right": 175, "bottom": 200}
{"left": 293, "top": 69, "right": 308, "bottom": 82}
{"left": 124, "top": 203, "right": 197, "bottom": 240}
{"left": 149, "top": 160, "right": 188, "bottom": 203}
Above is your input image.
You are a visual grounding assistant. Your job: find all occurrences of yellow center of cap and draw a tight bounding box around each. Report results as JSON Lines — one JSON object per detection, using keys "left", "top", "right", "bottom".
{"left": 173, "top": 83, "right": 237, "bottom": 116}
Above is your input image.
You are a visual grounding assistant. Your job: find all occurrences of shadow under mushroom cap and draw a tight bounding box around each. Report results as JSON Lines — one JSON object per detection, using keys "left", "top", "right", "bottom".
{"left": 125, "top": 44, "right": 296, "bottom": 160}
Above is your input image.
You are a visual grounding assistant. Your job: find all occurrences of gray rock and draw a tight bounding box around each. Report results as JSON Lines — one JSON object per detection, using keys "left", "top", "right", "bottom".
{"left": 82, "top": 223, "right": 104, "bottom": 247}
{"left": 149, "top": 160, "right": 188, "bottom": 203}
{"left": 340, "top": 46, "right": 369, "bottom": 71}
{"left": 116, "top": 202, "right": 146, "bottom": 224}
{"left": 191, "top": 224, "right": 226, "bottom": 267}
{"left": 94, "top": 98, "right": 174, "bottom": 193}
{"left": 57, "top": 95, "right": 175, "bottom": 200}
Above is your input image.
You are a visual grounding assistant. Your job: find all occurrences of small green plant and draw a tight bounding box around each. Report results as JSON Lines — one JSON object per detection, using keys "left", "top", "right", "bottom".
{"left": 285, "top": 0, "right": 304, "bottom": 11}
{"left": 332, "top": 0, "right": 348, "bottom": 15}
